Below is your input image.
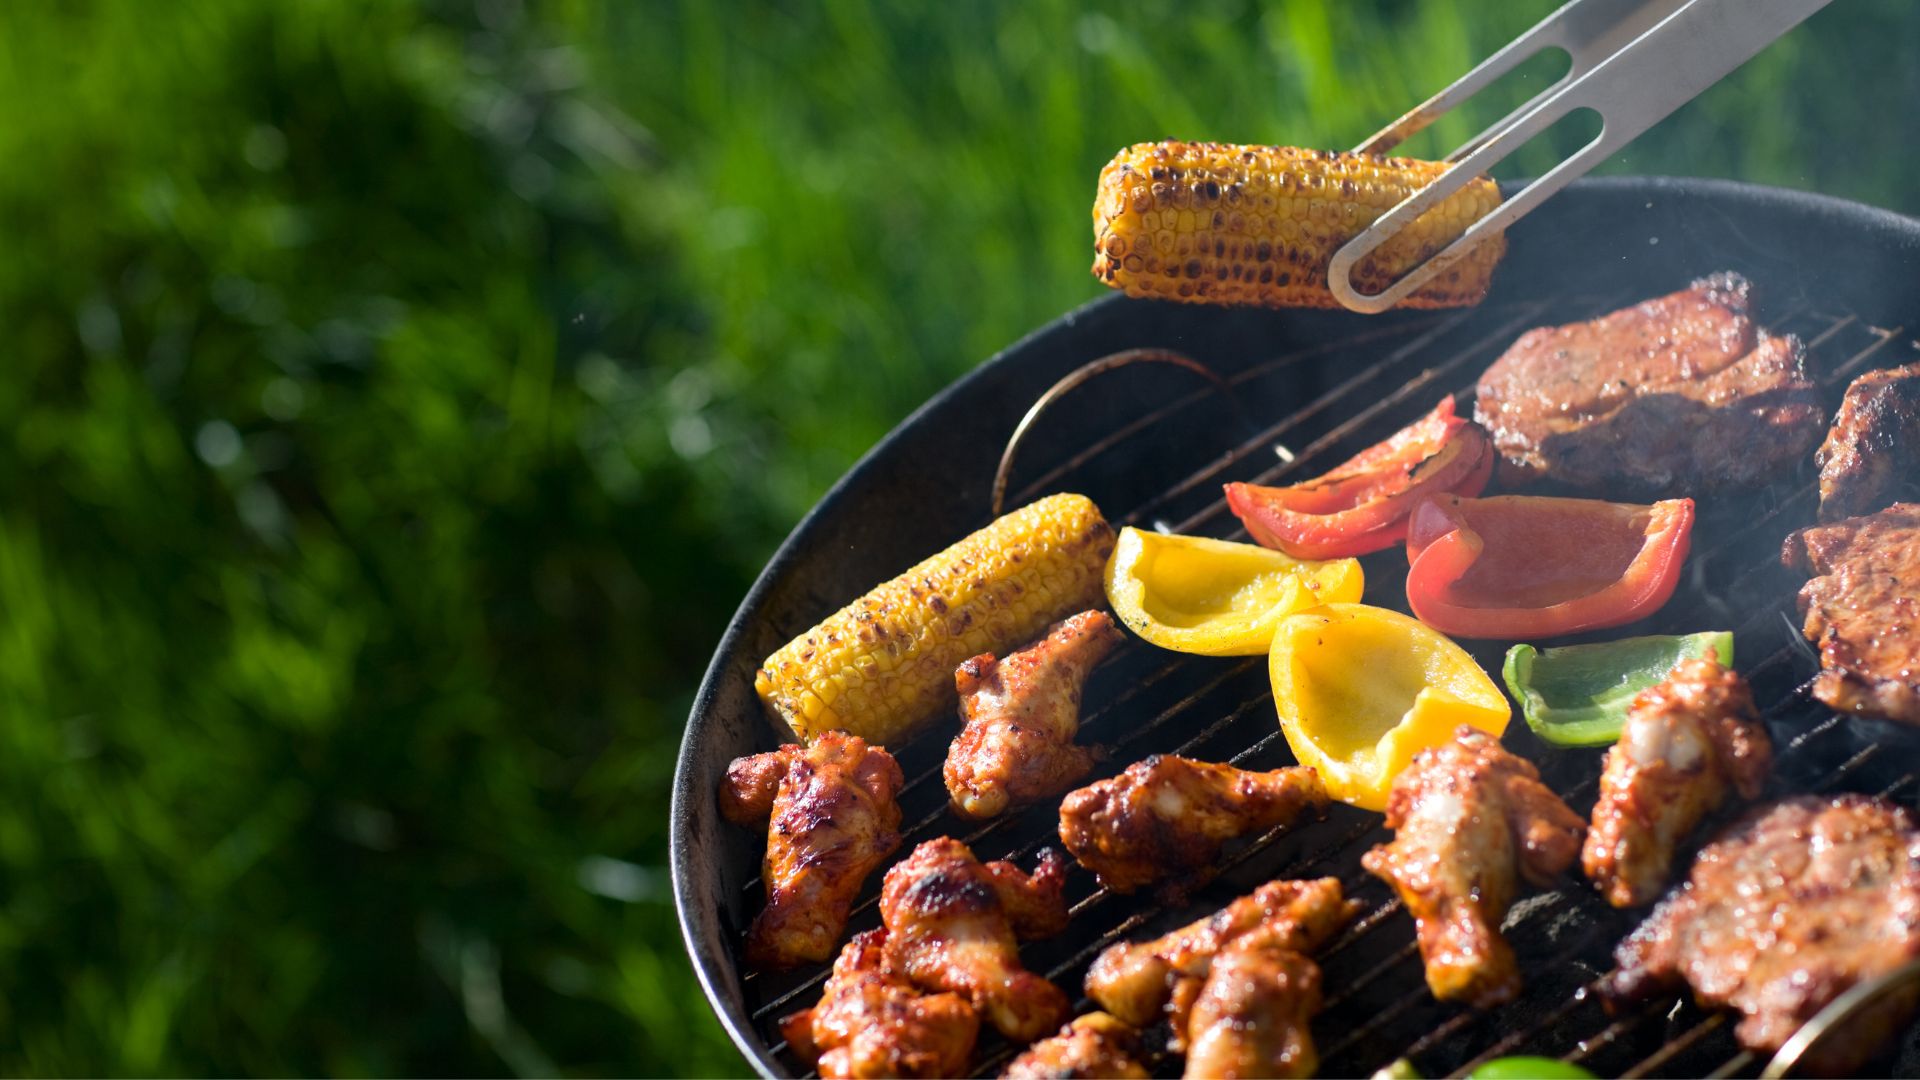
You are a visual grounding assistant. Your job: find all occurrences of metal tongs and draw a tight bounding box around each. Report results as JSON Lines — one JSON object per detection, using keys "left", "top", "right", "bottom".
{"left": 1328, "top": 0, "right": 1834, "bottom": 314}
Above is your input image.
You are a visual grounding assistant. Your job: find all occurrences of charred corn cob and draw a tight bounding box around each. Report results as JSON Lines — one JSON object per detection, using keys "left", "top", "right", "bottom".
{"left": 755, "top": 493, "right": 1115, "bottom": 745}
{"left": 1091, "top": 141, "right": 1506, "bottom": 310}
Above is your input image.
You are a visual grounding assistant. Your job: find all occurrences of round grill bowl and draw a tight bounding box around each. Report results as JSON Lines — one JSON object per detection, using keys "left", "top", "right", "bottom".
{"left": 672, "top": 178, "right": 1920, "bottom": 1078}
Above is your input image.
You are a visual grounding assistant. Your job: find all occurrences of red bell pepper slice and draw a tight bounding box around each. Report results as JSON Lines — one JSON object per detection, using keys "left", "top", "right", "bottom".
{"left": 1403, "top": 493, "right": 1696, "bottom": 639}
{"left": 1224, "top": 396, "right": 1493, "bottom": 560}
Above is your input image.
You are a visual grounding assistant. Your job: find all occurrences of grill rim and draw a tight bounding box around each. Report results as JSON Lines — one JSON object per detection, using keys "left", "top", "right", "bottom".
{"left": 670, "top": 177, "right": 1920, "bottom": 1079}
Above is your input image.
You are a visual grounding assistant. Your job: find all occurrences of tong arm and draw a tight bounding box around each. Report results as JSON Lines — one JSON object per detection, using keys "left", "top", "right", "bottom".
{"left": 1330, "top": 0, "right": 1834, "bottom": 315}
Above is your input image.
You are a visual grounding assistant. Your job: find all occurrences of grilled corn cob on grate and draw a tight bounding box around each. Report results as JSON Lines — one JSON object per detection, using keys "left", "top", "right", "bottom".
{"left": 1092, "top": 141, "right": 1505, "bottom": 310}
{"left": 755, "top": 493, "right": 1116, "bottom": 745}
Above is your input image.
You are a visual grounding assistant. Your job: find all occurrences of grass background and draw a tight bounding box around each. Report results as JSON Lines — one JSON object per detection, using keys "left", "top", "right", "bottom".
{"left": 0, "top": 0, "right": 1914, "bottom": 1074}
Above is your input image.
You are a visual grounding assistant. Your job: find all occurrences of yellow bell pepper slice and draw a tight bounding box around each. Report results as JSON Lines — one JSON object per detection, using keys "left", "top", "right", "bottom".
{"left": 1269, "top": 603, "right": 1509, "bottom": 811}
{"left": 1104, "top": 527, "right": 1364, "bottom": 656}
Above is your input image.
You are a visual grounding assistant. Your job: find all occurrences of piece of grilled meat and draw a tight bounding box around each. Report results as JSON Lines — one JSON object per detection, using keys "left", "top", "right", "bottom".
{"left": 719, "top": 731, "right": 905, "bottom": 968}
{"left": 1085, "top": 877, "right": 1357, "bottom": 1039}
{"left": 1363, "top": 726, "right": 1586, "bottom": 1007}
{"left": 1818, "top": 362, "right": 1920, "bottom": 521}
{"left": 1608, "top": 795, "right": 1920, "bottom": 1074}
{"left": 1058, "top": 756, "right": 1330, "bottom": 896}
{"left": 782, "top": 928, "right": 980, "bottom": 1079}
{"left": 1582, "top": 657, "right": 1771, "bottom": 908}
{"left": 1182, "top": 944, "right": 1325, "bottom": 1080}
{"left": 1784, "top": 503, "right": 1920, "bottom": 726}
{"left": 1474, "top": 272, "right": 1823, "bottom": 497}
{"left": 1000, "top": 1013, "right": 1148, "bottom": 1080}
{"left": 880, "top": 837, "right": 1071, "bottom": 1044}
{"left": 946, "top": 610, "right": 1123, "bottom": 819}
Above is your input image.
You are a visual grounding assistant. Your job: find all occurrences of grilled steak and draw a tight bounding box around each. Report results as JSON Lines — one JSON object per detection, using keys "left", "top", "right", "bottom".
{"left": 1784, "top": 503, "right": 1920, "bottom": 726}
{"left": 1474, "top": 273, "right": 1824, "bottom": 497}
{"left": 1608, "top": 795, "right": 1920, "bottom": 1073}
{"left": 1818, "top": 362, "right": 1920, "bottom": 521}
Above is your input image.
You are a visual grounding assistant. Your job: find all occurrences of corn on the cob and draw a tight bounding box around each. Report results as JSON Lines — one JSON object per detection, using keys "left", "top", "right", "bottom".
{"left": 755, "top": 493, "right": 1115, "bottom": 745}
{"left": 1091, "top": 141, "right": 1506, "bottom": 310}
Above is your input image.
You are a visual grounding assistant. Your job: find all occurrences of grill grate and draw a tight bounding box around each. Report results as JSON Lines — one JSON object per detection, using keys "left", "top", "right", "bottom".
{"left": 735, "top": 295, "right": 1920, "bottom": 1079}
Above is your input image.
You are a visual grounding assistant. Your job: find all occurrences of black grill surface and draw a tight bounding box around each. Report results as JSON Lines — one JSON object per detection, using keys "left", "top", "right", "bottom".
{"left": 672, "top": 179, "right": 1920, "bottom": 1079}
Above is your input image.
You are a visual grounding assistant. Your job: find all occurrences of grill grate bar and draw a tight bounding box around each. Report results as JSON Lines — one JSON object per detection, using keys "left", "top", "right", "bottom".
{"left": 743, "top": 296, "right": 1920, "bottom": 1079}
{"left": 1315, "top": 956, "right": 1433, "bottom": 1059}
{"left": 1803, "top": 312, "right": 1859, "bottom": 352}
{"left": 1453, "top": 980, "right": 1604, "bottom": 1074}
{"left": 1008, "top": 315, "right": 1461, "bottom": 511}
{"left": 1162, "top": 298, "right": 1637, "bottom": 537}
{"left": 1707, "top": 1049, "right": 1761, "bottom": 1079}
{"left": 1319, "top": 941, "right": 1425, "bottom": 1016}
{"left": 1568, "top": 1001, "right": 1674, "bottom": 1068}
{"left": 1826, "top": 321, "right": 1905, "bottom": 382}
{"left": 1121, "top": 297, "right": 1551, "bottom": 526}
{"left": 1621, "top": 1013, "right": 1728, "bottom": 1079}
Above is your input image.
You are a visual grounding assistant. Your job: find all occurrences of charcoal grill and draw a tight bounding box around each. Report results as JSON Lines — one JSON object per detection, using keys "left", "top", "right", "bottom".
{"left": 671, "top": 177, "right": 1920, "bottom": 1078}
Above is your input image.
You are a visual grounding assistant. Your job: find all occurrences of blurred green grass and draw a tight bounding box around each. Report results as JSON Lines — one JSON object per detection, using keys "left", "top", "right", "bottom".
{"left": 0, "top": 0, "right": 1912, "bottom": 1074}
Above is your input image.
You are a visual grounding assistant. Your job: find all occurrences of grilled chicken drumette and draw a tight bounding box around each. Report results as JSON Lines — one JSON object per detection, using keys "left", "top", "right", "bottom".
{"left": 1183, "top": 943, "right": 1325, "bottom": 1080}
{"left": 1059, "top": 756, "right": 1330, "bottom": 896}
{"left": 880, "top": 837, "right": 1071, "bottom": 1044}
{"left": 945, "top": 610, "right": 1124, "bottom": 819}
{"left": 1000, "top": 1012, "right": 1148, "bottom": 1080}
{"left": 1582, "top": 657, "right": 1771, "bottom": 908}
{"left": 720, "top": 731, "right": 905, "bottom": 968}
{"left": 1363, "top": 727, "right": 1586, "bottom": 1007}
{"left": 1086, "top": 876, "right": 1357, "bottom": 1040}
{"left": 782, "top": 928, "right": 980, "bottom": 1080}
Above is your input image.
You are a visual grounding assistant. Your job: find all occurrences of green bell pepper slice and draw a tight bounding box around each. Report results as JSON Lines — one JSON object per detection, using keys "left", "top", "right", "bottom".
{"left": 1468, "top": 1057, "right": 1597, "bottom": 1080}
{"left": 1503, "top": 631, "right": 1734, "bottom": 747}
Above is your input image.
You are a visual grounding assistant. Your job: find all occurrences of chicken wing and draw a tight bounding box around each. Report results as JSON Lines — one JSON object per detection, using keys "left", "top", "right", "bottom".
{"left": 719, "top": 731, "right": 905, "bottom": 968}
{"left": 1085, "top": 877, "right": 1357, "bottom": 1036}
{"left": 1059, "top": 756, "right": 1330, "bottom": 896}
{"left": 1361, "top": 726, "right": 1585, "bottom": 1007}
{"left": 946, "top": 610, "right": 1124, "bottom": 819}
{"left": 1182, "top": 943, "right": 1324, "bottom": 1080}
{"left": 880, "top": 837, "right": 1071, "bottom": 1043}
{"left": 1583, "top": 657, "right": 1771, "bottom": 908}
{"left": 782, "top": 928, "right": 979, "bottom": 1080}
{"left": 1000, "top": 1012, "right": 1148, "bottom": 1080}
